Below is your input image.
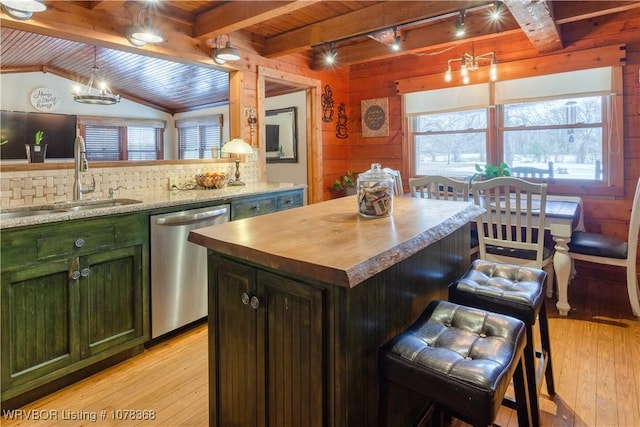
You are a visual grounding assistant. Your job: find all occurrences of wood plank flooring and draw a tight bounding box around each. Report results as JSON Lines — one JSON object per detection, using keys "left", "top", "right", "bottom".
{"left": 2, "top": 274, "right": 639, "bottom": 427}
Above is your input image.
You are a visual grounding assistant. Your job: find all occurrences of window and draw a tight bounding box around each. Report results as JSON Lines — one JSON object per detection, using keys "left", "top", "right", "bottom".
{"left": 176, "top": 115, "right": 223, "bottom": 159}
{"left": 79, "top": 117, "right": 165, "bottom": 161}
{"left": 405, "top": 66, "right": 623, "bottom": 195}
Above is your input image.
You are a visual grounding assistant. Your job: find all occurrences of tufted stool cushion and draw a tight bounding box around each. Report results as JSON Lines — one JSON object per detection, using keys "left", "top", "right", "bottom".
{"left": 449, "top": 259, "right": 554, "bottom": 427}
{"left": 379, "top": 300, "right": 530, "bottom": 427}
{"left": 449, "top": 259, "right": 546, "bottom": 324}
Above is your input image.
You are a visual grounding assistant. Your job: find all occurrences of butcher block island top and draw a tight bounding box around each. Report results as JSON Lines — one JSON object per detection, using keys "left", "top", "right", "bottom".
{"left": 188, "top": 195, "right": 483, "bottom": 288}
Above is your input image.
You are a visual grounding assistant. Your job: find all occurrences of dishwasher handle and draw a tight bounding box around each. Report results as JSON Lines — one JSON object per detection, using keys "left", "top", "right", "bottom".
{"left": 155, "top": 207, "right": 228, "bottom": 225}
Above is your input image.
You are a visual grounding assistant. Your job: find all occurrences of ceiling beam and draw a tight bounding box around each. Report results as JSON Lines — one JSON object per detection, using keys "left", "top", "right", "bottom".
{"left": 552, "top": 0, "right": 640, "bottom": 24}
{"left": 262, "top": 1, "right": 488, "bottom": 58}
{"left": 503, "top": 0, "right": 562, "bottom": 53}
{"left": 194, "top": 0, "right": 321, "bottom": 40}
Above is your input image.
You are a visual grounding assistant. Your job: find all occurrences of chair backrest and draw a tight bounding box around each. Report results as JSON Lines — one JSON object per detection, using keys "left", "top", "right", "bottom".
{"left": 627, "top": 177, "right": 640, "bottom": 264}
{"left": 409, "top": 175, "right": 470, "bottom": 201}
{"left": 383, "top": 168, "right": 404, "bottom": 196}
{"left": 471, "top": 177, "right": 548, "bottom": 268}
{"left": 510, "top": 161, "right": 554, "bottom": 179}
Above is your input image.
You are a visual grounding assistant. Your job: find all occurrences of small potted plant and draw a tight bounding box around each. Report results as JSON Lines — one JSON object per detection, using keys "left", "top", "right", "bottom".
{"left": 26, "top": 130, "right": 47, "bottom": 163}
{"left": 470, "top": 161, "right": 510, "bottom": 181}
{"left": 332, "top": 171, "right": 357, "bottom": 196}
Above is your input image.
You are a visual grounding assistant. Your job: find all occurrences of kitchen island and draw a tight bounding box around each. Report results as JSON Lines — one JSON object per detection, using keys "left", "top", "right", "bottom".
{"left": 188, "top": 195, "right": 483, "bottom": 427}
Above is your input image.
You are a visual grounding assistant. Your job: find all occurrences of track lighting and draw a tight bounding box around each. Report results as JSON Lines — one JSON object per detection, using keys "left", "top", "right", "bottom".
{"left": 325, "top": 43, "right": 337, "bottom": 65}
{"left": 490, "top": 1, "right": 503, "bottom": 20}
{"left": 0, "top": 0, "right": 45, "bottom": 20}
{"left": 455, "top": 10, "right": 466, "bottom": 37}
{"left": 391, "top": 27, "right": 401, "bottom": 52}
{"left": 212, "top": 34, "right": 240, "bottom": 63}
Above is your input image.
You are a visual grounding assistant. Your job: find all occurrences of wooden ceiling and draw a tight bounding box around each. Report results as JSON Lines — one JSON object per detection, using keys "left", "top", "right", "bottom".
{"left": 1, "top": 1, "right": 638, "bottom": 114}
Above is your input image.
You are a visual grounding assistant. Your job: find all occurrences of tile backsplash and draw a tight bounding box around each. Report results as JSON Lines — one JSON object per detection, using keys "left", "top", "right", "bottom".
{"left": 0, "top": 161, "right": 260, "bottom": 208}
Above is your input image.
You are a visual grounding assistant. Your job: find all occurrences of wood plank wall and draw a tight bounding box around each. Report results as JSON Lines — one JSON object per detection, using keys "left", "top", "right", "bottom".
{"left": 318, "top": 9, "right": 640, "bottom": 271}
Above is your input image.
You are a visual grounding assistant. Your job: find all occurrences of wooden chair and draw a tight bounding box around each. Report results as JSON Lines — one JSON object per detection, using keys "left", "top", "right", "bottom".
{"left": 409, "top": 175, "right": 478, "bottom": 256}
{"left": 471, "top": 177, "right": 555, "bottom": 290}
{"left": 568, "top": 177, "right": 640, "bottom": 316}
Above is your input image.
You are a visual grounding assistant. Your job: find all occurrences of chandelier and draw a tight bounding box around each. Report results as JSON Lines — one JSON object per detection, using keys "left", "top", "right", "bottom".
{"left": 444, "top": 44, "right": 497, "bottom": 85}
{"left": 73, "top": 47, "right": 121, "bottom": 105}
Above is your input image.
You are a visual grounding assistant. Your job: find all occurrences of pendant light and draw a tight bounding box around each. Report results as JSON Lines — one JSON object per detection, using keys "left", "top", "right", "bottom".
{"left": 0, "top": 0, "right": 45, "bottom": 20}
{"left": 73, "top": 47, "right": 121, "bottom": 105}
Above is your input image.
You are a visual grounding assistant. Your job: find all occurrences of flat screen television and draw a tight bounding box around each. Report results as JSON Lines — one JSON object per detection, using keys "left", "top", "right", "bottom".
{"left": 1, "top": 111, "right": 77, "bottom": 159}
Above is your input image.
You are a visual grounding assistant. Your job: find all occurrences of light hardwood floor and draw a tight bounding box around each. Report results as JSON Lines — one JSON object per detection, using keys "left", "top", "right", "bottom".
{"left": 2, "top": 274, "right": 639, "bottom": 427}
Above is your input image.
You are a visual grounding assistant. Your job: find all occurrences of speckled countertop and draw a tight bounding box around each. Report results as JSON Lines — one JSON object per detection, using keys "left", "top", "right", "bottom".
{"left": 0, "top": 182, "right": 306, "bottom": 230}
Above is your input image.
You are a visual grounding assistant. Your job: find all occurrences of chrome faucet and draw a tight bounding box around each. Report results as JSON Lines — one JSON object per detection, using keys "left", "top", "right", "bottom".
{"left": 73, "top": 135, "right": 95, "bottom": 200}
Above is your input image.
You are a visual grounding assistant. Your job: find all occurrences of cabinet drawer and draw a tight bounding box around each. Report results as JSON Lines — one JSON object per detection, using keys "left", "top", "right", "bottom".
{"left": 231, "top": 196, "right": 277, "bottom": 220}
{"left": 277, "top": 191, "right": 303, "bottom": 211}
{"left": 1, "top": 214, "right": 146, "bottom": 270}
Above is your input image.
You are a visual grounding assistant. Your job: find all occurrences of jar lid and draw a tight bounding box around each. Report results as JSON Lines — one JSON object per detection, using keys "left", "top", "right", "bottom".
{"left": 360, "top": 163, "right": 392, "bottom": 180}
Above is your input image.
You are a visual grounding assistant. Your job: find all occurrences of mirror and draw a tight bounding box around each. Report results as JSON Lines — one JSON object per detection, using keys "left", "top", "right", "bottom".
{"left": 265, "top": 107, "right": 297, "bottom": 163}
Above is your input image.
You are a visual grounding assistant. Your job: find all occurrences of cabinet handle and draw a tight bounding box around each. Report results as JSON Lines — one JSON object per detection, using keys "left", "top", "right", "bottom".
{"left": 80, "top": 268, "right": 90, "bottom": 277}
{"left": 283, "top": 199, "right": 292, "bottom": 205}
{"left": 241, "top": 292, "right": 250, "bottom": 305}
{"left": 253, "top": 204, "right": 261, "bottom": 211}
{"left": 250, "top": 296, "right": 260, "bottom": 310}
{"left": 71, "top": 270, "right": 81, "bottom": 280}
{"left": 74, "top": 238, "right": 85, "bottom": 248}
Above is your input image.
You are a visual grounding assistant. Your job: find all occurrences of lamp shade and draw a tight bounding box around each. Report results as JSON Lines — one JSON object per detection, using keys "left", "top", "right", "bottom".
{"left": 221, "top": 138, "right": 253, "bottom": 155}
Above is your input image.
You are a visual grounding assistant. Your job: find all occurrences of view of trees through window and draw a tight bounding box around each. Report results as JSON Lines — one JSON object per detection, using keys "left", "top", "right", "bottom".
{"left": 412, "top": 95, "right": 604, "bottom": 181}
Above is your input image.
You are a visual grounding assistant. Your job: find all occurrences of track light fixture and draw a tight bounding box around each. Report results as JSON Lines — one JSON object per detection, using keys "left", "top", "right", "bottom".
{"left": 0, "top": 0, "right": 45, "bottom": 20}
{"left": 126, "top": 5, "right": 163, "bottom": 46}
{"left": 455, "top": 10, "right": 466, "bottom": 37}
{"left": 73, "top": 47, "right": 121, "bottom": 105}
{"left": 391, "top": 27, "right": 401, "bottom": 52}
{"left": 444, "top": 43, "right": 497, "bottom": 85}
{"left": 212, "top": 34, "right": 240, "bottom": 63}
{"left": 324, "top": 42, "right": 337, "bottom": 65}
{"left": 490, "top": 1, "right": 503, "bottom": 20}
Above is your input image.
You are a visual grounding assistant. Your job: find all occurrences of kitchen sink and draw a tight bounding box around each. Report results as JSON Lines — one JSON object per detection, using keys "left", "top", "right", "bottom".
{"left": 0, "top": 199, "right": 143, "bottom": 221}
{"left": 54, "top": 198, "right": 143, "bottom": 211}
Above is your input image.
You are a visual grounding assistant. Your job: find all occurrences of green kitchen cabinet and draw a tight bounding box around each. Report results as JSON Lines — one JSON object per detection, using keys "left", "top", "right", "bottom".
{"left": 0, "top": 213, "right": 148, "bottom": 406}
{"left": 211, "top": 256, "right": 324, "bottom": 427}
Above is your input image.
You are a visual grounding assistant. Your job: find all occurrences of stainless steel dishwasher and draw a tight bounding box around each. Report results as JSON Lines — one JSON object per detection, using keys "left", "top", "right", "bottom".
{"left": 150, "top": 204, "right": 230, "bottom": 338}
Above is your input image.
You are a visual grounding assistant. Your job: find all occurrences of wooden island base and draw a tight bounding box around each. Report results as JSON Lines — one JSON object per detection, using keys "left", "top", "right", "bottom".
{"left": 189, "top": 196, "right": 483, "bottom": 426}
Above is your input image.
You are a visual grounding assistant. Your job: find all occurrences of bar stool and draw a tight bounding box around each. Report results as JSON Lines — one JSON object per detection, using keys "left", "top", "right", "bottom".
{"left": 378, "top": 300, "right": 532, "bottom": 427}
{"left": 449, "top": 260, "right": 555, "bottom": 427}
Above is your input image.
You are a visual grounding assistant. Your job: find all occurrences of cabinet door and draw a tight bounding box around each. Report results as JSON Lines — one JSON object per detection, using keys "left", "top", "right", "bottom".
{"left": 214, "top": 257, "right": 261, "bottom": 427}
{"left": 79, "top": 245, "right": 145, "bottom": 358}
{"left": 258, "top": 270, "right": 324, "bottom": 427}
{"left": 1, "top": 259, "right": 80, "bottom": 398}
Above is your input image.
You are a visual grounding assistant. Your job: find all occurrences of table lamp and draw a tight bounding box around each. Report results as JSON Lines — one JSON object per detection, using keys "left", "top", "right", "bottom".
{"left": 221, "top": 137, "right": 254, "bottom": 186}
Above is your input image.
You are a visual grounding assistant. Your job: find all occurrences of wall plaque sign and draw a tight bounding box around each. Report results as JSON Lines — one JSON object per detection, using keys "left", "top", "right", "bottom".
{"left": 30, "top": 87, "right": 60, "bottom": 112}
{"left": 361, "top": 97, "right": 388, "bottom": 137}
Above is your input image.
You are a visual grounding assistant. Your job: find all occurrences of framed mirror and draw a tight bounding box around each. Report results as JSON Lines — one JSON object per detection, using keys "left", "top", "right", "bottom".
{"left": 265, "top": 107, "right": 297, "bottom": 163}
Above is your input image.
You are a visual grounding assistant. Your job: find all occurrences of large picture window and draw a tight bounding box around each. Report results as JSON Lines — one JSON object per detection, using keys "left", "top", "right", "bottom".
{"left": 176, "top": 115, "right": 223, "bottom": 159}
{"left": 405, "top": 67, "right": 623, "bottom": 196}
{"left": 79, "top": 116, "right": 165, "bottom": 161}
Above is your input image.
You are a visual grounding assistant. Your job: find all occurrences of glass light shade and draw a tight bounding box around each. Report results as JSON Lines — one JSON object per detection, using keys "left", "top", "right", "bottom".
{"left": 221, "top": 138, "right": 253, "bottom": 155}
{"left": 489, "top": 62, "right": 498, "bottom": 81}
{"left": 444, "top": 65, "right": 452, "bottom": 82}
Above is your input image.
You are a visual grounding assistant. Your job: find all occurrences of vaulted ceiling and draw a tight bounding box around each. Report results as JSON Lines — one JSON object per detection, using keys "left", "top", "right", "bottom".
{"left": 1, "top": 1, "right": 638, "bottom": 114}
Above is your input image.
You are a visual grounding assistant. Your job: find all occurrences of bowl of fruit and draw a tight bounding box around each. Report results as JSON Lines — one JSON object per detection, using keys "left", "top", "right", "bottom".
{"left": 195, "top": 171, "right": 228, "bottom": 189}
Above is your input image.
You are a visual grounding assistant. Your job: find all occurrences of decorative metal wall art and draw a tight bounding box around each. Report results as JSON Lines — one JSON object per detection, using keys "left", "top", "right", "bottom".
{"left": 361, "top": 97, "right": 389, "bottom": 137}
{"left": 321, "top": 84, "right": 335, "bottom": 122}
{"left": 336, "top": 103, "right": 348, "bottom": 139}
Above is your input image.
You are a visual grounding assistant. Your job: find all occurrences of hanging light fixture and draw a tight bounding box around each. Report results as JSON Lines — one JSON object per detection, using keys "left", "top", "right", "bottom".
{"left": 212, "top": 34, "right": 240, "bottom": 62}
{"left": 455, "top": 10, "right": 466, "bottom": 38}
{"left": 126, "top": 5, "right": 163, "bottom": 46}
{"left": 73, "top": 47, "right": 121, "bottom": 105}
{"left": 390, "top": 27, "right": 401, "bottom": 52}
{"left": 0, "top": 0, "right": 45, "bottom": 20}
{"left": 444, "top": 43, "right": 497, "bottom": 85}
